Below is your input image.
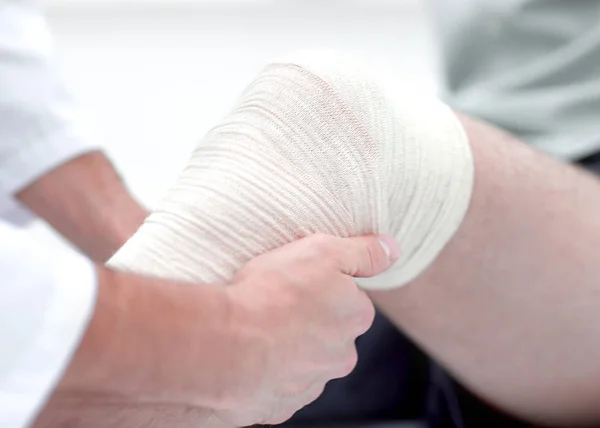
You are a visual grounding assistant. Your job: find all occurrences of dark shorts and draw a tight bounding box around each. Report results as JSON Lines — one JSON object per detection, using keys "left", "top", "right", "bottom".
{"left": 282, "top": 153, "right": 600, "bottom": 428}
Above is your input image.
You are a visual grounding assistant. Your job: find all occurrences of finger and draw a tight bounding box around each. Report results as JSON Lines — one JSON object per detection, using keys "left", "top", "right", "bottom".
{"left": 265, "top": 406, "right": 301, "bottom": 426}
{"left": 298, "top": 382, "right": 327, "bottom": 407}
{"left": 336, "top": 235, "right": 400, "bottom": 278}
{"left": 326, "top": 278, "right": 377, "bottom": 334}
{"left": 306, "top": 274, "right": 372, "bottom": 327}
{"left": 351, "top": 289, "right": 376, "bottom": 335}
{"left": 328, "top": 345, "right": 360, "bottom": 379}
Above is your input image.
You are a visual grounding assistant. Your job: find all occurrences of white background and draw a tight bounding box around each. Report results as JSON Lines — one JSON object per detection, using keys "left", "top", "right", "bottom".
{"left": 34, "top": 0, "right": 439, "bottom": 253}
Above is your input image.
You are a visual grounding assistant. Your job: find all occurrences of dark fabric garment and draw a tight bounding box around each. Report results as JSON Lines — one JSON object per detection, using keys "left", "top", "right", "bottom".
{"left": 285, "top": 311, "right": 428, "bottom": 426}
{"left": 282, "top": 152, "right": 600, "bottom": 428}
{"left": 581, "top": 151, "right": 600, "bottom": 174}
{"left": 425, "top": 363, "right": 531, "bottom": 428}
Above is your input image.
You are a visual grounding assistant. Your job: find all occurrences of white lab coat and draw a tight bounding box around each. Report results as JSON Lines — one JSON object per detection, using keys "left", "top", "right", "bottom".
{"left": 0, "top": 1, "right": 98, "bottom": 426}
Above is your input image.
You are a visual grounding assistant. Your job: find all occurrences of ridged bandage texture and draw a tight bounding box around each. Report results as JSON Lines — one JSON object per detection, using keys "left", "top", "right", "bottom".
{"left": 108, "top": 50, "right": 474, "bottom": 290}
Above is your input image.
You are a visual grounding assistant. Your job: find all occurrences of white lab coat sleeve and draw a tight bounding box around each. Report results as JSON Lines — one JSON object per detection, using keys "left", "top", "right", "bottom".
{"left": 0, "top": 220, "right": 97, "bottom": 428}
{"left": 0, "top": 0, "right": 100, "bottom": 225}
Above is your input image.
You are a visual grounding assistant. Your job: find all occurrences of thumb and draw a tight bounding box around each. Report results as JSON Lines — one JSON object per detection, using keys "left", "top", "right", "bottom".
{"left": 339, "top": 235, "right": 400, "bottom": 278}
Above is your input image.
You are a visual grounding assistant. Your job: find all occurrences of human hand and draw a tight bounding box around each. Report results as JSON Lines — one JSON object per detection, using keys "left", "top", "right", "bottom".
{"left": 34, "top": 234, "right": 398, "bottom": 428}
{"left": 213, "top": 233, "right": 400, "bottom": 425}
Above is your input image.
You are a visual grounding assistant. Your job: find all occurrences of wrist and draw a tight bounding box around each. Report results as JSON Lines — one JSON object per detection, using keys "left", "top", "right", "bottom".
{"left": 56, "top": 267, "right": 149, "bottom": 396}
{"left": 55, "top": 267, "right": 243, "bottom": 409}
{"left": 213, "top": 284, "right": 272, "bottom": 409}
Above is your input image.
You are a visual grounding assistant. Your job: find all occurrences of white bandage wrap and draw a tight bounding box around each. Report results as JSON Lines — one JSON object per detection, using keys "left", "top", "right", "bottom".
{"left": 108, "top": 50, "right": 474, "bottom": 290}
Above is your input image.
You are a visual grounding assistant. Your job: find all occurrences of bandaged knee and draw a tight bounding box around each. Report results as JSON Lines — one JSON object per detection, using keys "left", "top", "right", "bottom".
{"left": 108, "top": 50, "right": 474, "bottom": 290}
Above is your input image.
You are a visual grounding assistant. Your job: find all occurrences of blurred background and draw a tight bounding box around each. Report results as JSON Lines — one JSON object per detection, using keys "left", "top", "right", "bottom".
{"left": 33, "top": 0, "right": 440, "bottom": 253}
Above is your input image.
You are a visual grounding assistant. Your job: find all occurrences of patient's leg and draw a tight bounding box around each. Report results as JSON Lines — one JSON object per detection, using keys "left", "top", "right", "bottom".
{"left": 369, "top": 114, "right": 600, "bottom": 426}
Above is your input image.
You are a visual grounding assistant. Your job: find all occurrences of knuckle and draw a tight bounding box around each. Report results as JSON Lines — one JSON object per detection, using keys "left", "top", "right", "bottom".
{"left": 305, "top": 384, "right": 326, "bottom": 404}
{"left": 329, "top": 347, "right": 359, "bottom": 379}
{"left": 339, "top": 349, "right": 359, "bottom": 378}
{"left": 355, "top": 294, "right": 376, "bottom": 333}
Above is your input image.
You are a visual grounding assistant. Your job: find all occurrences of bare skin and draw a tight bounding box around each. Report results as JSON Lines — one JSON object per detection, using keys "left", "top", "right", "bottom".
{"left": 369, "top": 114, "right": 600, "bottom": 427}
{"left": 31, "top": 234, "right": 394, "bottom": 428}
{"left": 17, "top": 151, "right": 148, "bottom": 263}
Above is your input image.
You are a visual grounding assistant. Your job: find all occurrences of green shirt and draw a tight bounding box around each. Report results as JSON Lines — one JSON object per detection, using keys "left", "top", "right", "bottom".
{"left": 430, "top": 0, "right": 600, "bottom": 160}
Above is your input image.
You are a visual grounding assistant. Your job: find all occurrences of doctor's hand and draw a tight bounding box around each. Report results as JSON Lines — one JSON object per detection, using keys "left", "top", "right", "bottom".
{"left": 34, "top": 234, "right": 398, "bottom": 428}
{"left": 214, "top": 234, "right": 400, "bottom": 425}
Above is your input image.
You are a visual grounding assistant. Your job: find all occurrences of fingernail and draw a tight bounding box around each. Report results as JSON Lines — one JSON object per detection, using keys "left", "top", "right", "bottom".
{"left": 378, "top": 235, "right": 400, "bottom": 262}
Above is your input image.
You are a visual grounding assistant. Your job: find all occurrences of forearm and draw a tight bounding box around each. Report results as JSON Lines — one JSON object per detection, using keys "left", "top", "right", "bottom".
{"left": 16, "top": 151, "right": 148, "bottom": 262}
{"left": 369, "top": 113, "right": 600, "bottom": 426}
{"left": 33, "top": 268, "right": 236, "bottom": 428}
